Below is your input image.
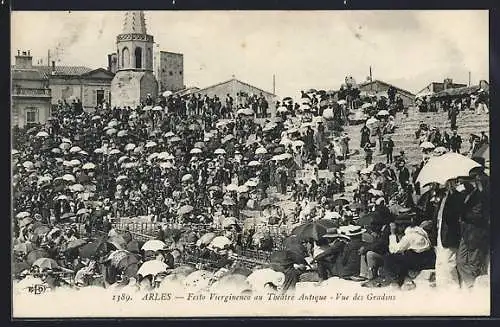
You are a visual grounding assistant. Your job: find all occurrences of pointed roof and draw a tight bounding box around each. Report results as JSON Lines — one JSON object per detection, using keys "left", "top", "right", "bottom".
{"left": 122, "top": 11, "right": 147, "bottom": 34}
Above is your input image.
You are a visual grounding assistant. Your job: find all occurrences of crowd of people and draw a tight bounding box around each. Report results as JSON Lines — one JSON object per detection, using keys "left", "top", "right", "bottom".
{"left": 13, "top": 80, "right": 490, "bottom": 296}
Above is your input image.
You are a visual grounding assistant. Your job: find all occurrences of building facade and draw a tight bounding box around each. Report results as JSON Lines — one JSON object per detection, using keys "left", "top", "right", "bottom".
{"left": 11, "top": 51, "right": 52, "bottom": 128}
{"left": 111, "top": 11, "right": 158, "bottom": 108}
{"left": 416, "top": 78, "right": 467, "bottom": 97}
{"left": 37, "top": 64, "right": 115, "bottom": 111}
{"left": 186, "top": 78, "right": 278, "bottom": 117}
{"left": 358, "top": 79, "right": 415, "bottom": 108}
{"left": 155, "top": 51, "right": 184, "bottom": 93}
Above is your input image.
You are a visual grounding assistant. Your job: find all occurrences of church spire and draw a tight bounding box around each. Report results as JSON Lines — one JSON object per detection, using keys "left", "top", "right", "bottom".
{"left": 122, "top": 11, "right": 147, "bottom": 34}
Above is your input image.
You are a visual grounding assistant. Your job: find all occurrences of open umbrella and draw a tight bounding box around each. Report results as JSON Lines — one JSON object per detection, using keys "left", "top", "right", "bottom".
{"left": 125, "top": 143, "right": 136, "bottom": 152}
{"left": 32, "top": 257, "right": 61, "bottom": 270}
{"left": 291, "top": 219, "right": 337, "bottom": 241}
{"left": 377, "top": 110, "right": 390, "bottom": 116}
{"left": 248, "top": 160, "right": 260, "bottom": 167}
{"left": 69, "top": 146, "right": 82, "bottom": 154}
{"left": 145, "top": 141, "right": 157, "bottom": 148}
{"left": 208, "top": 236, "right": 232, "bottom": 249}
{"left": 26, "top": 249, "right": 50, "bottom": 265}
{"left": 76, "top": 208, "right": 89, "bottom": 216}
{"left": 62, "top": 174, "right": 76, "bottom": 182}
{"left": 65, "top": 239, "right": 87, "bottom": 252}
{"left": 79, "top": 237, "right": 106, "bottom": 258}
{"left": 117, "top": 130, "right": 128, "bottom": 137}
{"left": 36, "top": 131, "right": 49, "bottom": 138}
{"left": 333, "top": 198, "right": 349, "bottom": 207}
{"left": 255, "top": 147, "right": 268, "bottom": 155}
{"left": 16, "top": 212, "right": 30, "bottom": 219}
{"left": 416, "top": 152, "right": 481, "bottom": 187}
{"left": 181, "top": 174, "right": 193, "bottom": 182}
{"left": 293, "top": 140, "right": 305, "bottom": 147}
{"left": 109, "top": 149, "right": 122, "bottom": 155}
{"left": 137, "top": 260, "right": 168, "bottom": 277}
{"left": 245, "top": 180, "right": 259, "bottom": 187}
{"left": 237, "top": 108, "right": 255, "bottom": 116}
{"left": 153, "top": 106, "right": 163, "bottom": 111}
{"left": 118, "top": 155, "right": 129, "bottom": 164}
{"left": 22, "top": 161, "right": 34, "bottom": 169}
{"left": 366, "top": 117, "right": 379, "bottom": 127}
{"left": 222, "top": 198, "right": 235, "bottom": 206}
{"left": 116, "top": 175, "right": 128, "bottom": 182}
{"left": 82, "top": 162, "right": 96, "bottom": 170}
{"left": 169, "top": 136, "right": 182, "bottom": 142}
{"left": 420, "top": 142, "right": 435, "bottom": 150}
{"left": 70, "top": 183, "right": 84, "bottom": 192}
{"left": 214, "top": 148, "right": 226, "bottom": 155}
{"left": 141, "top": 240, "right": 167, "bottom": 252}
{"left": 177, "top": 205, "right": 194, "bottom": 215}
{"left": 196, "top": 232, "right": 217, "bottom": 247}
{"left": 190, "top": 148, "right": 202, "bottom": 154}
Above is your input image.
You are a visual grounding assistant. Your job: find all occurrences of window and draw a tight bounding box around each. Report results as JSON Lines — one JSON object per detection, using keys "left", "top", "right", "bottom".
{"left": 162, "top": 69, "right": 165, "bottom": 73}
{"left": 135, "top": 47, "right": 142, "bottom": 69}
{"left": 169, "top": 71, "right": 173, "bottom": 76}
{"left": 179, "top": 71, "right": 183, "bottom": 75}
{"left": 25, "top": 107, "right": 39, "bottom": 125}
{"left": 122, "top": 47, "right": 130, "bottom": 67}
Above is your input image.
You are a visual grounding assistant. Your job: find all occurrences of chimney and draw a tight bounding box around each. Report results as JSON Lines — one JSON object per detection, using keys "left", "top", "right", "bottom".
{"left": 15, "top": 50, "right": 33, "bottom": 69}
{"left": 107, "top": 54, "right": 112, "bottom": 72}
{"left": 52, "top": 61, "right": 55, "bottom": 71}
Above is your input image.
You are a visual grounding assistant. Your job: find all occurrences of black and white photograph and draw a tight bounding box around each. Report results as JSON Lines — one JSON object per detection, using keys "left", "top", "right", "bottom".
{"left": 11, "top": 10, "right": 490, "bottom": 317}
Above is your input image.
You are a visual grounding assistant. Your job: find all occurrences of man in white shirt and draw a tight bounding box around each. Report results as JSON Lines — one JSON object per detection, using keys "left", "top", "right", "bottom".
{"left": 381, "top": 217, "right": 435, "bottom": 288}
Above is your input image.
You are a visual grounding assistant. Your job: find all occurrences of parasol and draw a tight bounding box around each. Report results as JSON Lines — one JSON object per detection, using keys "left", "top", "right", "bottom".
{"left": 416, "top": 152, "right": 481, "bottom": 187}
{"left": 141, "top": 240, "right": 167, "bottom": 252}
{"left": 291, "top": 219, "right": 337, "bottom": 241}
{"left": 137, "top": 260, "right": 169, "bottom": 277}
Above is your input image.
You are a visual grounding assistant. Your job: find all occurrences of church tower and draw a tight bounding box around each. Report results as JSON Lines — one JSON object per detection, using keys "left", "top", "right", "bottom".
{"left": 110, "top": 11, "right": 158, "bottom": 108}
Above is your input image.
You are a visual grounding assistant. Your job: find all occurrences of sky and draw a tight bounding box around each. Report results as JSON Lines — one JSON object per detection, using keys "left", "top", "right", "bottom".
{"left": 11, "top": 10, "right": 489, "bottom": 98}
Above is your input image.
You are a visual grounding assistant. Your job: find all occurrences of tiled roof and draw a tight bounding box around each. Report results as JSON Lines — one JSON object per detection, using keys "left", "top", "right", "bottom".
{"left": 33, "top": 65, "right": 94, "bottom": 79}
{"left": 358, "top": 79, "right": 415, "bottom": 96}
{"left": 196, "top": 78, "right": 276, "bottom": 97}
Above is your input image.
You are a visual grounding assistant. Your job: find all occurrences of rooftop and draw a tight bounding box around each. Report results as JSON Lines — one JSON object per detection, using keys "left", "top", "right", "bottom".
{"left": 122, "top": 11, "right": 148, "bottom": 35}
{"left": 33, "top": 65, "right": 94, "bottom": 79}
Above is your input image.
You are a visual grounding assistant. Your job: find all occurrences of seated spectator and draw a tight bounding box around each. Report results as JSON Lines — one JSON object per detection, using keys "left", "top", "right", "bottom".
{"left": 380, "top": 214, "right": 435, "bottom": 289}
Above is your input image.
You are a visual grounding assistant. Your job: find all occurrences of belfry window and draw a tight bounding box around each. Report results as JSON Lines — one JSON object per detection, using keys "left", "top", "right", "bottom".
{"left": 135, "top": 47, "right": 142, "bottom": 69}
